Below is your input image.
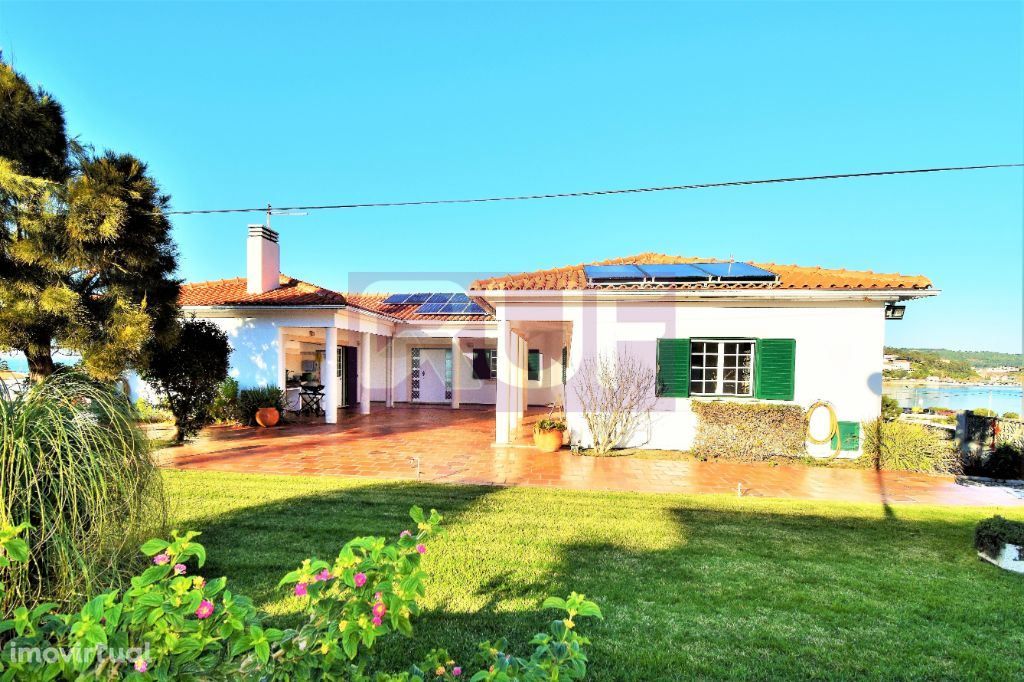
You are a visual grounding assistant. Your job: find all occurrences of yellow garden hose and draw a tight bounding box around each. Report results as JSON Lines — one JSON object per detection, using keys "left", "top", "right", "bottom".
{"left": 806, "top": 400, "right": 842, "bottom": 457}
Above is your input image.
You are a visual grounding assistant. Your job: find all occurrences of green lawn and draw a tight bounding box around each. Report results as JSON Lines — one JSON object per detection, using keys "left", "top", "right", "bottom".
{"left": 163, "top": 470, "right": 1024, "bottom": 680}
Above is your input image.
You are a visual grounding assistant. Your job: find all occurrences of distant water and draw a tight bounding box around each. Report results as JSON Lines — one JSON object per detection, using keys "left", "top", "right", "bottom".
{"left": 885, "top": 384, "right": 1023, "bottom": 415}
{"left": 1, "top": 354, "right": 28, "bottom": 373}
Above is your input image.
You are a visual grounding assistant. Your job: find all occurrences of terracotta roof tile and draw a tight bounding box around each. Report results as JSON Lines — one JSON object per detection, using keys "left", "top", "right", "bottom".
{"left": 468, "top": 253, "right": 932, "bottom": 291}
{"left": 179, "top": 276, "right": 493, "bottom": 322}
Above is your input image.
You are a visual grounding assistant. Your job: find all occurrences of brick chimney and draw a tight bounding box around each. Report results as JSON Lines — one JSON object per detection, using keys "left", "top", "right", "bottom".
{"left": 246, "top": 225, "right": 280, "bottom": 294}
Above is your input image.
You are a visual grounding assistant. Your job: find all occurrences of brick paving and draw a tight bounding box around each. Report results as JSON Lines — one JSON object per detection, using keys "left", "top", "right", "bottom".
{"left": 156, "top": 404, "right": 1023, "bottom": 506}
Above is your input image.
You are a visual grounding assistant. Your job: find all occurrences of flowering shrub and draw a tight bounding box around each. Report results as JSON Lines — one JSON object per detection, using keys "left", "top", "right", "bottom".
{"left": 0, "top": 508, "right": 603, "bottom": 680}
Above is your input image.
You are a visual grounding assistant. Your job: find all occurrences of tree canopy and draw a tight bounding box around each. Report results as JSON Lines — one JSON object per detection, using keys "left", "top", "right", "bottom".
{"left": 0, "top": 57, "right": 181, "bottom": 381}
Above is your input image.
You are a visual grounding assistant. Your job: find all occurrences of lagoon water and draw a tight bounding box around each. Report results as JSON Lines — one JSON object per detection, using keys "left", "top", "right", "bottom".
{"left": 884, "top": 384, "right": 1023, "bottom": 414}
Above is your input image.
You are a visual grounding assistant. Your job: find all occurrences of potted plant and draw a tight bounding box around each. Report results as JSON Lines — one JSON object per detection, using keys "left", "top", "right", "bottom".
{"left": 533, "top": 416, "right": 567, "bottom": 453}
{"left": 238, "top": 387, "right": 284, "bottom": 428}
{"left": 975, "top": 515, "right": 1024, "bottom": 574}
{"left": 255, "top": 405, "right": 280, "bottom": 428}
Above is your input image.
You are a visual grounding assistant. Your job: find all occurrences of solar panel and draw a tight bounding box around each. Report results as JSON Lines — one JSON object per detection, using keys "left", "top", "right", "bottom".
{"left": 693, "top": 262, "right": 777, "bottom": 281}
{"left": 405, "top": 293, "right": 432, "bottom": 304}
{"left": 583, "top": 264, "right": 647, "bottom": 282}
{"left": 414, "top": 301, "right": 489, "bottom": 315}
{"left": 383, "top": 293, "right": 412, "bottom": 305}
{"left": 450, "top": 293, "right": 470, "bottom": 303}
{"left": 427, "top": 293, "right": 453, "bottom": 304}
{"left": 637, "top": 264, "right": 710, "bottom": 281}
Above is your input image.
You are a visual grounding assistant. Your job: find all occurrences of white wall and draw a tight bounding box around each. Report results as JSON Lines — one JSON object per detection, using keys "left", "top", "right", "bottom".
{"left": 501, "top": 299, "right": 886, "bottom": 453}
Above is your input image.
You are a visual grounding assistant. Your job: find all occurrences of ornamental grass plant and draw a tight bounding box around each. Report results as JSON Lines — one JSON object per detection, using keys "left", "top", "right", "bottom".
{"left": 0, "top": 370, "right": 165, "bottom": 616}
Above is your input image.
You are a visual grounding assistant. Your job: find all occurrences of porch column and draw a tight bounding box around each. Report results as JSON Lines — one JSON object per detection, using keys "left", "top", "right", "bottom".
{"left": 385, "top": 337, "right": 394, "bottom": 408}
{"left": 450, "top": 336, "right": 461, "bottom": 409}
{"left": 359, "top": 331, "right": 372, "bottom": 415}
{"left": 517, "top": 334, "right": 527, "bottom": 423}
{"left": 276, "top": 327, "right": 287, "bottom": 392}
{"left": 324, "top": 327, "right": 339, "bottom": 424}
{"left": 495, "top": 320, "right": 513, "bottom": 444}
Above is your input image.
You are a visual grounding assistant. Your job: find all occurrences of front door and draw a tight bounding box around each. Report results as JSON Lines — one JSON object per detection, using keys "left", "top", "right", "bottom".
{"left": 414, "top": 348, "right": 450, "bottom": 403}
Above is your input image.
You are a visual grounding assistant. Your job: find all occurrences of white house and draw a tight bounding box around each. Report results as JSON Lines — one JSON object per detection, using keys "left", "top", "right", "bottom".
{"left": 171, "top": 226, "right": 936, "bottom": 454}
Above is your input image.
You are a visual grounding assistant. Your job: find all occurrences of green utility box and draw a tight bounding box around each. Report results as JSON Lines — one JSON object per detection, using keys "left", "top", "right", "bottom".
{"left": 831, "top": 421, "right": 861, "bottom": 451}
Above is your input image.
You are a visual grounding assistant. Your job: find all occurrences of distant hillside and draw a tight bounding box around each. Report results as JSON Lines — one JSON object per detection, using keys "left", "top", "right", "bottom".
{"left": 892, "top": 348, "right": 1022, "bottom": 369}
{"left": 883, "top": 348, "right": 978, "bottom": 381}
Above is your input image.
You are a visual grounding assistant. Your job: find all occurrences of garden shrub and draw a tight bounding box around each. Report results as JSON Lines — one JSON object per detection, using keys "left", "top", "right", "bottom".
{"left": 974, "top": 515, "right": 1024, "bottom": 559}
{"left": 861, "top": 419, "right": 960, "bottom": 475}
{"left": 971, "top": 408, "right": 997, "bottom": 418}
{"left": 970, "top": 443, "right": 1023, "bottom": 480}
{"left": 0, "top": 508, "right": 602, "bottom": 680}
{"left": 132, "top": 397, "right": 174, "bottom": 424}
{"left": 209, "top": 377, "right": 239, "bottom": 423}
{"left": 1003, "top": 412, "right": 1021, "bottom": 421}
{"left": 237, "top": 386, "right": 285, "bottom": 426}
{"left": 880, "top": 395, "right": 901, "bottom": 422}
{"left": 143, "top": 318, "right": 231, "bottom": 442}
{"left": 0, "top": 371, "right": 164, "bottom": 617}
{"left": 691, "top": 402, "right": 805, "bottom": 461}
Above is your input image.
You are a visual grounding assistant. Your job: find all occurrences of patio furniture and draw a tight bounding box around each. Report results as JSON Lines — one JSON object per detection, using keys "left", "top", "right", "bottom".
{"left": 300, "top": 385, "right": 325, "bottom": 417}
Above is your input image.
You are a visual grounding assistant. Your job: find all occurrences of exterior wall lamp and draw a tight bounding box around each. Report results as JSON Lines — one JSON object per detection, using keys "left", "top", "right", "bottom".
{"left": 885, "top": 303, "right": 906, "bottom": 320}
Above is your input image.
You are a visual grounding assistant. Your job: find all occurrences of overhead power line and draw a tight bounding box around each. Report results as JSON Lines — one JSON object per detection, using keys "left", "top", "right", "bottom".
{"left": 164, "top": 163, "right": 1023, "bottom": 216}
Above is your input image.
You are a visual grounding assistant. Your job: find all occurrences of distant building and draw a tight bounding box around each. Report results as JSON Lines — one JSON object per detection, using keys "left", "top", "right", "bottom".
{"left": 883, "top": 355, "right": 912, "bottom": 372}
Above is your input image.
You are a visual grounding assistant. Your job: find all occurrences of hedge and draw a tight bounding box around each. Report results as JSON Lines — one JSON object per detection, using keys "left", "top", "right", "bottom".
{"left": 861, "top": 419, "right": 961, "bottom": 475}
{"left": 974, "top": 515, "right": 1024, "bottom": 559}
{"left": 691, "top": 401, "right": 805, "bottom": 461}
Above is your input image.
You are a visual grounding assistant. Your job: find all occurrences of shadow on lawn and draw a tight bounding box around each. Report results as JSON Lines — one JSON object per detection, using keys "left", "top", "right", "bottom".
{"left": 394, "top": 503, "right": 1015, "bottom": 680}
{"left": 180, "top": 480, "right": 1022, "bottom": 680}
{"left": 184, "top": 479, "right": 502, "bottom": 611}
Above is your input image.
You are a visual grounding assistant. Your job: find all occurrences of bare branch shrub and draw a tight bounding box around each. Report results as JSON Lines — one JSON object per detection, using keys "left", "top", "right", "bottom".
{"left": 572, "top": 351, "right": 657, "bottom": 454}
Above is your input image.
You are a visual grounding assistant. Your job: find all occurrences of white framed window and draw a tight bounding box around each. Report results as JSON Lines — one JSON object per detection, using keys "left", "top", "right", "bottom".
{"left": 690, "top": 340, "right": 754, "bottom": 396}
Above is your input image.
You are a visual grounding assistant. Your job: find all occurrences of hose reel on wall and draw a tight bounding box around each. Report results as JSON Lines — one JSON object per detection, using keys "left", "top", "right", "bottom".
{"left": 806, "top": 400, "right": 841, "bottom": 457}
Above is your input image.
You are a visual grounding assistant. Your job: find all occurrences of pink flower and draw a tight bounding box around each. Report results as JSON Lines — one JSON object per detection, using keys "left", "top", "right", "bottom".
{"left": 399, "top": 529, "right": 412, "bottom": 538}
{"left": 353, "top": 572, "right": 367, "bottom": 587}
{"left": 372, "top": 615, "right": 382, "bottom": 626}
{"left": 416, "top": 544, "right": 426, "bottom": 555}
{"left": 452, "top": 667, "right": 462, "bottom": 677}
{"left": 372, "top": 601, "right": 387, "bottom": 618}
{"left": 153, "top": 553, "right": 170, "bottom": 565}
{"left": 315, "top": 569, "right": 331, "bottom": 582}
{"left": 134, "top": 658, "right": 148, "bottom": 673}
{"left": 294, "top": 582, "right": 308, "bottom": 597}
{"left": 374, "top": 591, "right": 383, "bottom": 601}
{"left": 195, "top": 600, "right": 215, "bottom": 619}
{"left": 174, "top": 563, "right": 187, "bottom": 575}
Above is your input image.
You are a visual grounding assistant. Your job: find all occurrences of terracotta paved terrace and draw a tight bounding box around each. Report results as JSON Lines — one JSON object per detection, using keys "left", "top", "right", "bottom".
{"left": 156, "top": 405, "right": 1024, "bottom": 506}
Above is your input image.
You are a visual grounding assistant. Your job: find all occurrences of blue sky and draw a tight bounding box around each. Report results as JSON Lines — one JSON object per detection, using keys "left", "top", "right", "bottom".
{"left": 1, "top": 1, "right": 1021, "bottom": 353}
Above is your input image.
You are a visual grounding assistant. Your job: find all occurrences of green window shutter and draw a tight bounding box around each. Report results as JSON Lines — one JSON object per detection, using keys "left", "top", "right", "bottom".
{"left": 754, "top": 338, "right": 796, "bottom": 400}
{"left": 656, "top": 338, "right": 690, "bottom": 397}
{"left": 561, "top": 346, "right": 568, "bottom": 385}
{"left": 527, "top": 349, "right": 541, "bottom": 381}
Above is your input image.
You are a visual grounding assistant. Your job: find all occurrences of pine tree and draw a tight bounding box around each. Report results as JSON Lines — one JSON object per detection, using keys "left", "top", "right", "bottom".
{"left": 0, "top": 58, "right": 181, "bottom": 381}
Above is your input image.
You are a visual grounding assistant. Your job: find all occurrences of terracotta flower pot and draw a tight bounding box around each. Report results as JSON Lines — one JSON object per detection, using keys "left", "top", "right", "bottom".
{"left": 255, "top": 407, "right": 280, "bottom": 428}
{"left": 533, "top": 427, "right": 564, "bottom": 453}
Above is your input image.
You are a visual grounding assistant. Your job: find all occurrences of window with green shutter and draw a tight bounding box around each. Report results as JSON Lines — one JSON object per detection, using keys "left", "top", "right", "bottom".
{"left": 527, "top": 349, "right": 541, "bottom": 381}
{"left": 754, "top": 338, "right": 796, "bottom": 400}
{"left": 656, "top": 338, "right": 690, "bottom": 397}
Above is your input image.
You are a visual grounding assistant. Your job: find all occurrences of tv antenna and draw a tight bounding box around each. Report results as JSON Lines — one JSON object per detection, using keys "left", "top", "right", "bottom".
{"left": 264, "top": 203, "right": 308, "bottom": 230}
